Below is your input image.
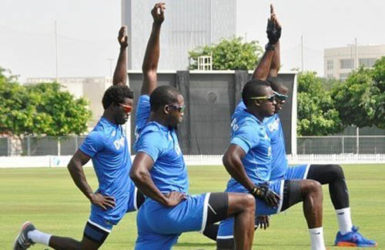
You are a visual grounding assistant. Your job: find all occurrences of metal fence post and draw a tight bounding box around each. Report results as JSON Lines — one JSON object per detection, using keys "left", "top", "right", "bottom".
{"left": 27, "top": 135, "right": 31, "bottom": 156}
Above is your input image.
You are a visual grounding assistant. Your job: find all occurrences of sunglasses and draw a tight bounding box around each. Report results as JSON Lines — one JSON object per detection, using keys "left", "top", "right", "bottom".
{"left": 249, "top": 94, "right": 276, "bottom": 102}
{"left": 168, "top": 104, "right": 185, "bottom": 113}
{"left": 273, "top": 91, "right": 288, "bottom": 101}
{"left": 119, "top": 103, "right": 133, "bottom": 113}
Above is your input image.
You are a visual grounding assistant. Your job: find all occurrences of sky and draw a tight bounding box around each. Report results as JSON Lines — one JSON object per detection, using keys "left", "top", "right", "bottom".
{"left": 0, "top": 0, "right": 384, "bottom": 82}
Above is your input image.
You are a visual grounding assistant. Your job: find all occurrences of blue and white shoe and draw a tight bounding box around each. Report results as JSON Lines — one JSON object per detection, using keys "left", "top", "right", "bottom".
{"left": 335, "top": 226, "right": 377, "bottom": 247}
{"left": 13, "top": 221, "right": 36, "bottom": 250}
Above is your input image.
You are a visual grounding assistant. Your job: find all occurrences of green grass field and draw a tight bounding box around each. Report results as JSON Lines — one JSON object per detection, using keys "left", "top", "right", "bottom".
{"left": 1, "top": 164, "right": 384, "bottom": 249}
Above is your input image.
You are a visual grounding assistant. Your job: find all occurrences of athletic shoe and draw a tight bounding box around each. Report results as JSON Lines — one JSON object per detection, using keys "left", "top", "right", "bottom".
{"left": 335, "top": 226, "right": 377, "bottom": 247}
{"left": 13, "top": 221, "right": 36, "bottom": 250}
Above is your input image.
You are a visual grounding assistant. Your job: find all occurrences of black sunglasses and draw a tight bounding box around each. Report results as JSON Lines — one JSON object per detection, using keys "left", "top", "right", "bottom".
{"left": 273, "top": 91, "right": 288, "bottom": 101}
{"left": 249, "top": 94, "right": 276, "bottom": 102}
{"left": 168, "top": 104, "right": 185, "bottom": 113}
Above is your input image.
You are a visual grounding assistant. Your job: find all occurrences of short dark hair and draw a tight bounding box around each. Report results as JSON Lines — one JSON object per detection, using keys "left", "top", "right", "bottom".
{"left": 242, "top": 79, "right": 271, "bottom": 106}
{"left": 150, "top": 85, "right": 181, "bottom": 111}
{"left": 102, "top": 85, "right": 134, "bottom": 109}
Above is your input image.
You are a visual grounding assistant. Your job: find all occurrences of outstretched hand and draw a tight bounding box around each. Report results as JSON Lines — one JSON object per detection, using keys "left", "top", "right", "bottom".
{"left": 118, "top": 26, "right": 128, "bottom": 48}
{"left": 266, "top": 4, "right": 281, "bottom": 45}
{"left": 151, "top": 2, "right": 166, "bottom": 24}
{"left": 90, "top": 192, "right": 116, "bottom": 210}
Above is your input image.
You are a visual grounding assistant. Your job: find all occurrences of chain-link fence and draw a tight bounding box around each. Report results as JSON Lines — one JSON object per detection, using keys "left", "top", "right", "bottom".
{"left": 1, "top": 135, "right": 385, "bottom": 156}
{"left": 0, "top": 136, "right": 86, "bottom": 156}
{"left": 297, "top": 136, "right": 385, "bottom": 154}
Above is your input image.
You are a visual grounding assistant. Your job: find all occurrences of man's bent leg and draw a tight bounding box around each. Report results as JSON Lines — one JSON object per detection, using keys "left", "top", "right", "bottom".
{"left": 215, "top": 192, "right": 255, "bottom": 250}
{"left": 307, "top": 164, "right": 349, "bottom": 209}
{"left": 50, "top": 221, "right": 109, "bottom": 250}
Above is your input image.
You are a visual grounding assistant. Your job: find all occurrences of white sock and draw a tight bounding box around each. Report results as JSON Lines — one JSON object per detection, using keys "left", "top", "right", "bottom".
{"left": 27, "top": 229, "right": 52, "bottom": 245}
{"left": 336, "top": 207, "right": 353, "bottom": 234}
{"left": 309, "top": 227, "right": 326, "bottom": 250}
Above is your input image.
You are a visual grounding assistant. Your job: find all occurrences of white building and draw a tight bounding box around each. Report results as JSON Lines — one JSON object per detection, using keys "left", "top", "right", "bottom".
{"left": 25, "top": 77, "right": 112, "bottom": 127}
{"left": 122, "top": 0, "right": 236, "bottom": 70}
{"left": 324, "top": 44, "right": 385, "bottom": 80}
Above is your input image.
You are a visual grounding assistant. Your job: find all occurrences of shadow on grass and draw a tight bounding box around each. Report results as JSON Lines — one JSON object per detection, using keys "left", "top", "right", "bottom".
{"left": 176, "top": 242, "right": 216, "bottom": 247}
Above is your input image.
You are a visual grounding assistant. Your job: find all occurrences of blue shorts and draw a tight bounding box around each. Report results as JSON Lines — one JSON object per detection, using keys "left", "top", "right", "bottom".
{"left": 88, "top": 182, "right": 139, "bottom": 232}
{"left": 217, "top": 180, "right": 284, "bottom": 240}
{"left": 135, "top": 193, "right": 210, "bottom": 250}
{"left": 284, "top": 164, "right": 310, "bottom": 180}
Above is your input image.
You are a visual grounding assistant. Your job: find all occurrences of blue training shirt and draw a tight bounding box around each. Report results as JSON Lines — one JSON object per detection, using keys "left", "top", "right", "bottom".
{"left": 134, "top": 95, "right": 151, "bottom": 145}
{"left": 135, "top": 121, "right": 189, "bottom": 194}
{"left": 264, "top": 114, "right": 289, "bottom": 180}
{"left": 79, "top": 117, "right": 132, "bottom": 219}
{"left": 236, "top": 102, "right": 289, "bottom": 181}
{"left": 134, "top": 94, "right": 188, "bottom": 194}
{"left": 226, "top": 102, "right": 272, "bottom": 191}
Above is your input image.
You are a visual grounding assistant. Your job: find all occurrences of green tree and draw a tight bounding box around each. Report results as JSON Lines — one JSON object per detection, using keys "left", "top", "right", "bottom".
{"left": 297, "top": 72, "right": 343, "bottom": 135}
{"left": 330, "top": 57, "right": 385, "bottom": 129}
{"left": 0, "top": 68, "right": 91, "bottom": 137}
{"left": 26, "top": 82, "right": 91, "bottom": 136}
{"left": 370, "top": 57, "right": 385, "bottom": 128}
{"left": 332, "top": 67, "right": 373, "bottom": 128}
{"left": 188, "top": 37, "right": 263, "bottom": 70}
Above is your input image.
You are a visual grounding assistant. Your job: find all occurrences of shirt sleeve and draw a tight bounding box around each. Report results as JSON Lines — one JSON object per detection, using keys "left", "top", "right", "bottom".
{"left": 230, "top": 124, "right": 260, "bottom": 154}
{"left": 135, "top": 95, "right": 151, "bottom": 136}
{"left": 79, "top": 131, "right": 104, "bottom": 157}
{"left": 135, "top": 131, "right": 163, "bottom": 163}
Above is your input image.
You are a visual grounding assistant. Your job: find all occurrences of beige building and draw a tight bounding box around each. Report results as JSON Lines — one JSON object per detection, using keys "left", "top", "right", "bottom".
{"left": 25, "top": 77, "right": 112, "bottom": 128}
{"left": 324, "top": 44, "right": 385, "bottom": 80}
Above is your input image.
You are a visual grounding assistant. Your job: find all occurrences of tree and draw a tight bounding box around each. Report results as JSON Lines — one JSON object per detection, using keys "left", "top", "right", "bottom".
{"left": 331, "top": 57, "right": 385, "bottom": 129}
{"left": 188, "top": 37, "right": 263, "bottom": 70}
{"left": 370, "top": 57, "right": 385, "bottom": 128}
{"left": 26, "top": 82, "right": 91, "bottom": 136}
{"left": 297, "top": 72, "right": 343, "bottom": 136}
{"left": 0, "top": 68, "right": 91, "bottom": 137}
{"left": 332, "top": 67, "right": 374, "bottom": 128}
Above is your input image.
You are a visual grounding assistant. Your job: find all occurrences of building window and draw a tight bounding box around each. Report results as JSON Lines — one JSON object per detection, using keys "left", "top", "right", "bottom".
{"left": 340, "top": 59, "right": 354, "bottom": 69}
{"left": 359, "top": 58, "right": 377, "bottom": 68}
{"left": 327, "top": 60, "right": 334, "bottom": 70}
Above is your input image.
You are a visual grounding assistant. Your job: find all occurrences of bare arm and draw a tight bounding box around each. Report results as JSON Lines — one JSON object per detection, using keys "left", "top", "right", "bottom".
{"left": 67, "top": 149, "right": 115, "bottom": 210}
{"left": 130, "top": 152, "right": 185, "bottom": 207}
{"left": 252, "top": 49, "right": 275, "bottom": 81}
{"left": 270, "top": 41, "right": 280, "bottom": 77}
{"left": 113, "top": 26, "right": 128, "bottom": 86}
{"left": 269, "top": 6, "right": 281, "bottom": 77}
{"left": 141, "top": 3, "right": 165, "bottom": 95}
{"left": 223, "top": 144, "right": 280, "bottom": 207}
{"left": 252, "top": 4, "right": 281, "bottom": 80}
{"left": 222, "top": 144, "right": 256, "bottom": 192}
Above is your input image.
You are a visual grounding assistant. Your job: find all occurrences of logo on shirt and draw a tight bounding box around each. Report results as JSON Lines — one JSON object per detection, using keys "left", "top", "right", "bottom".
{"left": 114, "top": 137, "right": 125, "bottom": 150}
{"left": 231, "top": 118, "right": 239, "bottom": 131}
{"left": 267, "top": 118, "right": 280, "bottom": 132}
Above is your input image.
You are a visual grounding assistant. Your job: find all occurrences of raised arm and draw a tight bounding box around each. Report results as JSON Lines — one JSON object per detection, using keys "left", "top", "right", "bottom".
{"left": 67, "top": 150, "right": 115, "bottom": 210}
{"left": 113, "top": 26, "right": 129, "bottom": 86}
{"left": 252, "top": 4, "right": 281, "bottom": 80}
{"left": 269, "top": 5, "right": 281, "bottom": 77}
{"left": 141, "top": 3, "right": 165, "bottom": 95}
{"left": 130, "top": 152, "right": 185, "bottom": 207}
